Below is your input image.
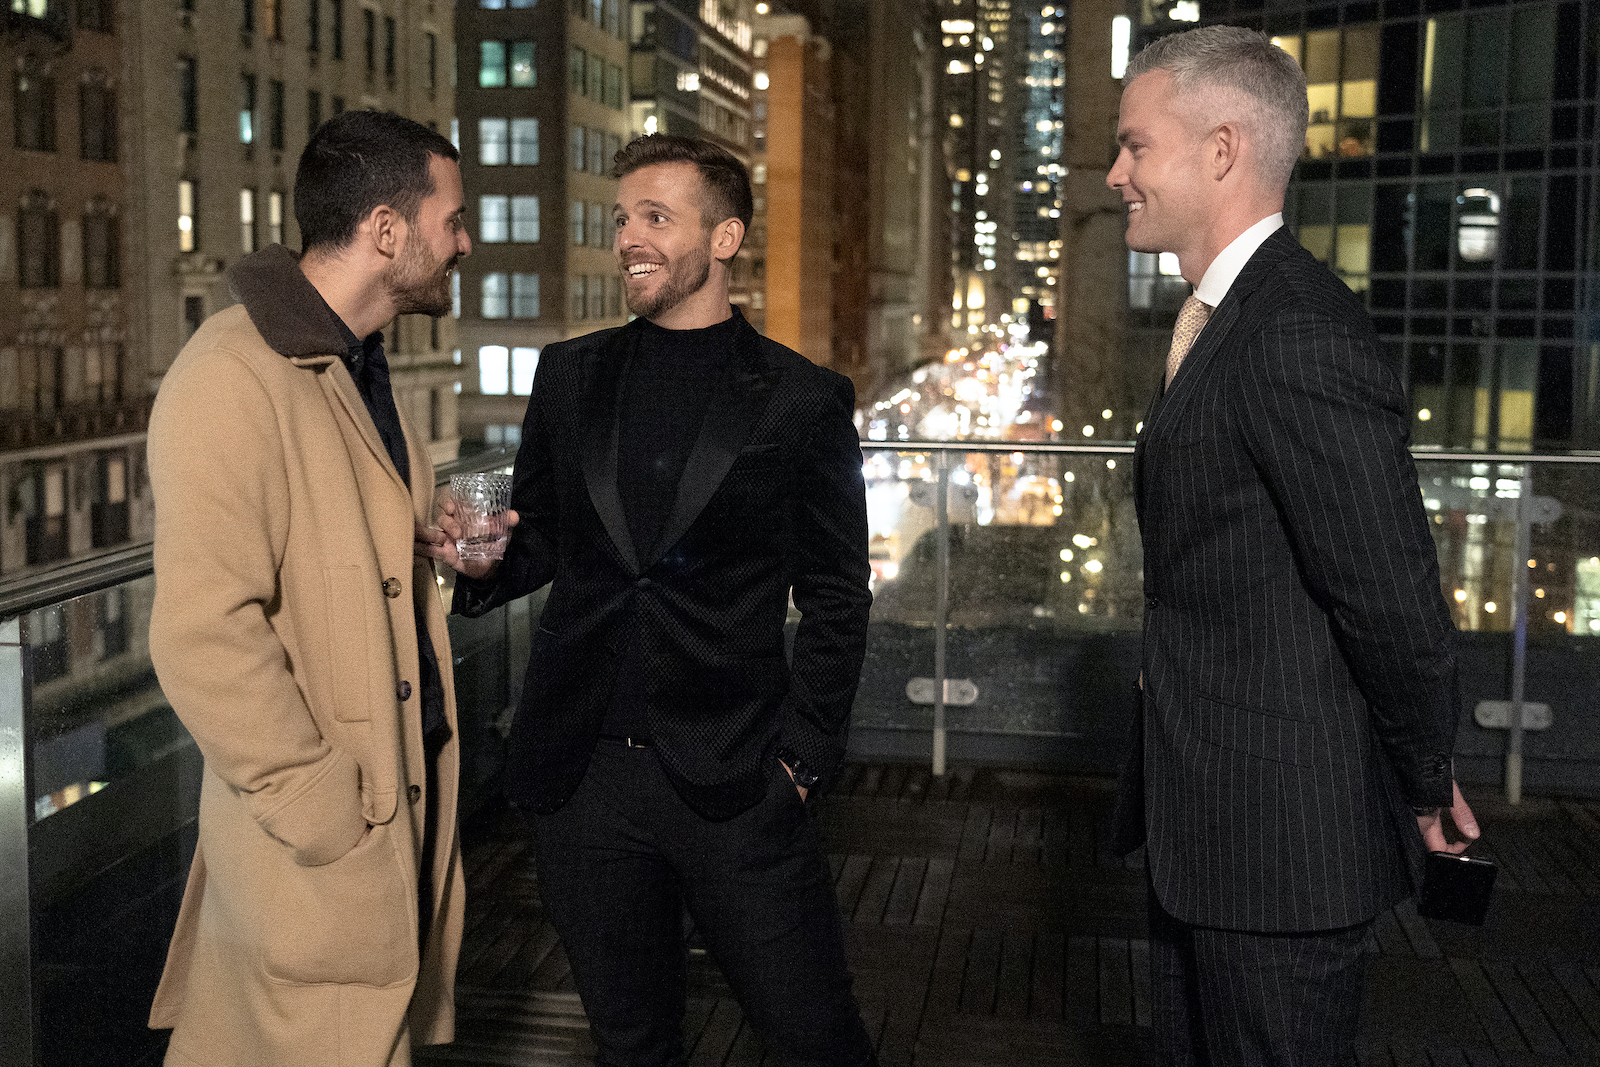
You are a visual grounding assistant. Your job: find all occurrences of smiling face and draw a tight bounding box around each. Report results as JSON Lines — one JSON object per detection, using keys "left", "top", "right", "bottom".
{"left": 385, "top": 154, "right": 470, "bottom": 317}
{"left": 1107, "top": 70, "right": 1213, "bottom": 273}
{"left": 612, "top": 161, "right": 727, "bottom": 328}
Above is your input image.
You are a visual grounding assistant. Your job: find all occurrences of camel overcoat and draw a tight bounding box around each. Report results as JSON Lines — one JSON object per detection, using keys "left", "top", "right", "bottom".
{"left": 146, "top": 245, "right": 465, "bottom": 1066}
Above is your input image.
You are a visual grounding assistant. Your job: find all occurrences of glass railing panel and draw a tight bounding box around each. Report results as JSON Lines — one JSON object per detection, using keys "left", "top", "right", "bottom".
{"left": 25, "top": 575, "right": 183, "bottom": 825}
{"left": 854, "top": 445, "right": 1143, "bottom": 761}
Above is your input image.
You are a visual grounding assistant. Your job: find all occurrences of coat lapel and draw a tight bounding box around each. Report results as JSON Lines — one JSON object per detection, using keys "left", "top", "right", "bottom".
{"left": 318, "top": 358, "right": 414, "bottom": 499}
{"left": 578, "top": 326, "right": 640, "bottom": 572}
{"left": 1140, "top": 229, "right": 1292, "bottom": 445}
{"left": 644, "top": 313, "right": 779, "bottom": 569}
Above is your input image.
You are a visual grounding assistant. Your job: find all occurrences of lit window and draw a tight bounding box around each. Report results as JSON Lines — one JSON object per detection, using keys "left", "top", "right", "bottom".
{"left": 511, "top": 346, "right": 538, "bottom": 393}
{"left": 1111, "top": 16, "right": 1130, "bottom": 79}
{"left": 479, "top": 118, "right": 508, "bottom": 164}
{"left": 178, "top": 179, "right": 197, "bottom": 252}
{"left": 478, "top": 345, "right": 509, "bottom": 394}
{"left": 239, "top": 188, "right": 255, "bottom": 253}
{"left": 512, "top": 273, "right": 539, "bottom": 318}
{"left": 480, "top": 42, "right": 506, "bottom": 87}
{"left": 268, "top": 191, "right": 283, "bottom": 244}
{"left": 482, "top": 273, "right": 509, "bottom": 318}
{"left": 510, "top": 41, "right": 535, "bottom": 86}
{"left": 511, "top": 196, "right": 539, "bottom": 241}
{"left": 480, "top": 195, "right": 509, "bottom": 242}
{"left": 510, "top": 118, "right": 538, "bottom": 164}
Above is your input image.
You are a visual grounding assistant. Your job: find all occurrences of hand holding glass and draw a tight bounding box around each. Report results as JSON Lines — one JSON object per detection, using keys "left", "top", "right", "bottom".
{"left": 448, "top": 473, "right": 511, "bottom": 562}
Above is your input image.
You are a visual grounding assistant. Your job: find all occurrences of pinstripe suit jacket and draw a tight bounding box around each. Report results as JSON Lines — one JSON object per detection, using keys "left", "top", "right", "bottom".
{"left": 1114, "top": 227, "right": 1460, "bottom": 933}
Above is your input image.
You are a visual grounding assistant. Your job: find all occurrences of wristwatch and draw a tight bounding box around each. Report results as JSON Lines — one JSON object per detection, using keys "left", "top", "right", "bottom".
{"left": 777, "top": 749, "right": 821, "bottom": 791}
{"left": 1410, "top": 805, "right": 1442, "bottom": 817}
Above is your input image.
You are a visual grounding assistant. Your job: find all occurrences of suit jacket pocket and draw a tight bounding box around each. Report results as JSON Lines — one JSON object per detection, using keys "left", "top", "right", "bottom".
{"left": 1192, "top": 694, "right": 1315, "bottom": 768}
{"left": 260, "top": 821, "right": 414, "bottom": 987}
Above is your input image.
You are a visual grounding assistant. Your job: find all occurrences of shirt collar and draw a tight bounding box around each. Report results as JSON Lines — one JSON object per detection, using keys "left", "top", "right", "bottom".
{"left": 1194, "top": 213, "right": 1283, "bottom": 308}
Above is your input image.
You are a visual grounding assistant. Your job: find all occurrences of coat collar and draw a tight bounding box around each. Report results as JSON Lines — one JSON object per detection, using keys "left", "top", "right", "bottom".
{"left": 229, "top": 244, "right": 416, "bottom": 497}
{"left": 578, "top": 308, "right": 780, "bottom": 574}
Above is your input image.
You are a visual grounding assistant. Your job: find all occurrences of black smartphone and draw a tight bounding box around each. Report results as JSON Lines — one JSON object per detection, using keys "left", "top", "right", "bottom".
{"left": 1416, "top": 851, "right": 1497, "bottom": 926}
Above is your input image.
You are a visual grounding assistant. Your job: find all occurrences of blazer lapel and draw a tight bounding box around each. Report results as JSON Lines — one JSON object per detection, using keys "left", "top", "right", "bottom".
{"left": 644, "top": 313, "right": 779, "bottom": 569}
{"left": 578, "top": 326, "right": 640, "bottom": 572}
{"left": 1140, "top": 230, "right": 1290, "bottom": 443}
{"left": 320, "top": 359, "right": 412, "bottom": 499}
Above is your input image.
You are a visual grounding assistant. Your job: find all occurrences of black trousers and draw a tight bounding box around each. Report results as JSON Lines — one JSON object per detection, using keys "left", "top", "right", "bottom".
{"left": 529, "top": 741, "right": 876, "bottom": 1067}
{"left": 1147, "top": 888, "right": 1372, "bottom": 1067}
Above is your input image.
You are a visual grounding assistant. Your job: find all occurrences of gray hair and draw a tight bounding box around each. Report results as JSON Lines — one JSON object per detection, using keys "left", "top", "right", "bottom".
{"left": 1124, "top": 25, "right": 1308, "bottom": 191}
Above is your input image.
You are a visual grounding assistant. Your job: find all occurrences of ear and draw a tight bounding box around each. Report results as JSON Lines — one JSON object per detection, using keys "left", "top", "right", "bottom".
{"left": 365, "top": 204, "right": 405, "bottom": 259}
{"left": 1208, "top": 122, "right": 1242, "bottom": 183}
{"left": 711, "top": 217, "right": 745, "bottom": 262}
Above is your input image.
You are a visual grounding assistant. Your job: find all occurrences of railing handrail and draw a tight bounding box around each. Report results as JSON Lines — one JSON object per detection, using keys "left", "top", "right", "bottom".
{"left": 3, "top": 440, "right": 1598, "bottom": 620}
{"left": 0, "top": 447, "right": 517, "bottom": 622}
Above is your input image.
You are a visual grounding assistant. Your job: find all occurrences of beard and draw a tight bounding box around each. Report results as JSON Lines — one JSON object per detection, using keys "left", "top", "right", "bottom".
{"left": 624, "top": 243, "right": 712, "bottom": 320}
{"left": 385, "top": 231, "right": 455, "bottom": 317}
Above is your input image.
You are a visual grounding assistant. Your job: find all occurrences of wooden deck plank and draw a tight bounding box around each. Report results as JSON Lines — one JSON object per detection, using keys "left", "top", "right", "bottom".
{"left": 959, "top": 928, "right": 1002, "bottom": 1015}
{"left": 1547, "top": 962, "right": 1600, "bottom": 1042}
{"left": 1393, "top": 899, "right": 1443, "bottom": 960}
{"left": 1097, "top": 937, "right": 1133, "bottom": 1026}
{"left": 884, "top": 857, "right": 927, "bottom": 926}
{"left": 958, "top": 805, "right": 992, "bottom": 864}
{"left": 994, "top": 930, "right": 1032, "bottom": 1019}
{"left": 1129, "top": 939, "right": 1152, "bottom": 1029}
{"left": 878, "top": 764, "right": 907, "bottom": 801}
{"left": 1515, "top": 963, "right": 1600, "bottom": 1054}
{"left": 1030, "top": 930, "right": 1064, "bottom": 1021}
{"left": 1449, "top": 958, "right": 1529, "bottom": 1058}
{"left": 913, "top": 856, "right": 955, "bottom": 927}
{"left": 835, "top": 855, "right": 875, "bottom": 918}
{"left": 1012, "top": 808, "right": 1043, "bottom": 866}
{"left": 1481, "top": 961, "right": 1563, "bottom": 1055}
{"left": 1065, "top": 935, "right": 1098, "bottom": 1026}
{"left": 687, "top": 998, "right": 743, "bottom": 1067}
{"left": 985, "top": 808, "right": 1018, "bottom": 864}
{"left": 923, "top": 926, "right": 972, "bottom": 1020}
{"left": 855, "top": 856, "right": 901, "bottom": 925}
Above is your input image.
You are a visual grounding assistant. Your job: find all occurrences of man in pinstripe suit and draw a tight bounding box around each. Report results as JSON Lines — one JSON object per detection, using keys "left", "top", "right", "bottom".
{"left": 1107, "top": 26, "right": 1480, "bottom": 1065}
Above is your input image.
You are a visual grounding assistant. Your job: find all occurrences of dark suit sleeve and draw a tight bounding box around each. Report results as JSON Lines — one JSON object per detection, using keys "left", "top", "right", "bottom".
{"left": 452, "top": 351, "right": 560, "bottom": 617}
{"left": 1235, "top": 300, "right": 1457, "bottom": 808}
{"left": 775, "top": 375, "right": 873, "bottom": 788}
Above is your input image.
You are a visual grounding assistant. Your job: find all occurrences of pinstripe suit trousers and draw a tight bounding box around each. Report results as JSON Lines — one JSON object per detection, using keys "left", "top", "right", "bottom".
{"left": 1147, "top": 888, "right": 1372, "bottom": 1067}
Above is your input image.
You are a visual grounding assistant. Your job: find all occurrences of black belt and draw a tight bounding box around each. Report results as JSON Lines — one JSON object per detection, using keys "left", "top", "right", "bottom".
{"left": 597, "top": 734, "right": 653, "bottom": 748}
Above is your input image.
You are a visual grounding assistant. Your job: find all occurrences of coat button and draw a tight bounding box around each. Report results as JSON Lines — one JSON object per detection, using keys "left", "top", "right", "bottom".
{"left": 408, "top": 784, "right": 422, "bottom": 803}
{"left": 635, "top": 577, "right": 652, "bottom": 590}
{"left": 397, "top": 680, "right": 412, "bottom": 701}
{"left": 383, "top": 577, "right": 403, "bottom": 598}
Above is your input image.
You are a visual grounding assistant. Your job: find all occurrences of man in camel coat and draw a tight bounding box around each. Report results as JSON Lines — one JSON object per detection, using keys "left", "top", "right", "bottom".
{"left": 146, "top": 110, "right": 471, "bottom": 1066}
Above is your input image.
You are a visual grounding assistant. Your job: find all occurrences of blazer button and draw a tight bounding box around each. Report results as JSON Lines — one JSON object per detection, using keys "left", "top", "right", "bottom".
{"left": 408, "top": 784, "right": 422, "bottom": 804}
{"left": 1145, "top": 596, "right": 1160, "bottom": 610}
{"left": 397, "top": 680, "right": 412, "bottom": 701}
{"left": 383, "top": 577, "right": 403, "bottom": 598}
{"left": 635, "top": 577, "right": 652, "bottom": 590}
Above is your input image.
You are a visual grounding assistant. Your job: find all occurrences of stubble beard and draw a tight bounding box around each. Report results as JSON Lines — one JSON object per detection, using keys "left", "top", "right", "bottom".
{"left": 386, "top": 232, "right": 455, "bottom": 318}
{"left": 625, "top": 246, "right": 712, "bottom": 321}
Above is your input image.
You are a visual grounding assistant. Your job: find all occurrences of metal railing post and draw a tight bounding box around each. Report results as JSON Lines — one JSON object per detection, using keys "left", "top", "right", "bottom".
{"left": 0, "top": 617, "right": 37, "bottom": 1067}
{"left": 932, "top": 453, "right": 950, "bottom": 777}
{"left": 1506, "top": 464, "right": 1534, "bottom": 805}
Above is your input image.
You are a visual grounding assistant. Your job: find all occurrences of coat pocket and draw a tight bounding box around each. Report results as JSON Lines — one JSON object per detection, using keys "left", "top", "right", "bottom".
{"left": 260, "top": 821, "right": 414, "bottom": 987}
{"left": 1192, "top": 694, "right": 1316, "bottom": 768}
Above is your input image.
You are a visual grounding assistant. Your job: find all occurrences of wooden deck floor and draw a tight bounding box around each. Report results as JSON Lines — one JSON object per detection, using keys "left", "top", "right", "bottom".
{"left": 416, "top": 763, "right": 1600, "bottom": 1067}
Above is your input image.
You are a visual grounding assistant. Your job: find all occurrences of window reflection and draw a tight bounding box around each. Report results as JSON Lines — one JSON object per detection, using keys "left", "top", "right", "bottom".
{"left": 1272, "top": 25, "right": 1377, "bottom": 160}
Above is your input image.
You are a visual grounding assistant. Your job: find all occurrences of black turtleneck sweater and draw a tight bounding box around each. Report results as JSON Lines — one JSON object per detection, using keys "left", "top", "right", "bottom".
{"left": 604, "top": 313, "right": 741, "bottom": 739}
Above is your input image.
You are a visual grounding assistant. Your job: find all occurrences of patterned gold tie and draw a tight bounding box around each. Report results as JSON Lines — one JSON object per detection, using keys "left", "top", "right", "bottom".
{"left": 1166, "top": 293, "right": 1212, "bottom": 387}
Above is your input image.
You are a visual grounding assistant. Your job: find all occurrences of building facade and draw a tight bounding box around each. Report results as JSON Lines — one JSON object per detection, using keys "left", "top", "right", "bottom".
{"left": 124, "top": 0, "right": 463, "bottom": 464}
{"left": 453, "top": 0, "right": 630, "bottom": 449}
{"left": 1, "top": 0, "right": 147, "bottom": 577}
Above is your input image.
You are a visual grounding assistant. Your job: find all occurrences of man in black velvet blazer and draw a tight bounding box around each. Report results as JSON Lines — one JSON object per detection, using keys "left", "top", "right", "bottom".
{"left": 428, "top": 135, "right": 876, "bottom": 1067}
{"left": 1106, "top": 27, "right": 1480, "bottom": 1065}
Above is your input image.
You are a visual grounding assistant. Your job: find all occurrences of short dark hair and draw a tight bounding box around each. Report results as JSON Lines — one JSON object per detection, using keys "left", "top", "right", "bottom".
{"left": 611, "top": 134, "right": 753, "bottom": 232}
{"left": 294, "top": 109, "right": 460, "bottom": 253}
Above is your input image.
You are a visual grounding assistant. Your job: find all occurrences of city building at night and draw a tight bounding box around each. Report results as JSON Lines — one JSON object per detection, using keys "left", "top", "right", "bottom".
{"left": 2, "top": 0, "right": 147, "bottom": 577}
{"left": 453, "top": 0, "right": 630, "bottom": 449}
{"left": 122, "top": 0, "right": 464, "bottom": 465}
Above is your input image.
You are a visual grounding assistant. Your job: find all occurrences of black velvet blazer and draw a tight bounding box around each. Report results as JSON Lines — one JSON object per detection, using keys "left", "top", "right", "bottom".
{"left": 454, "top": 309, "right": 872, "bottom": 820}
{"left": 1114, "top": 228, "right": 1460, "bottom": 933}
